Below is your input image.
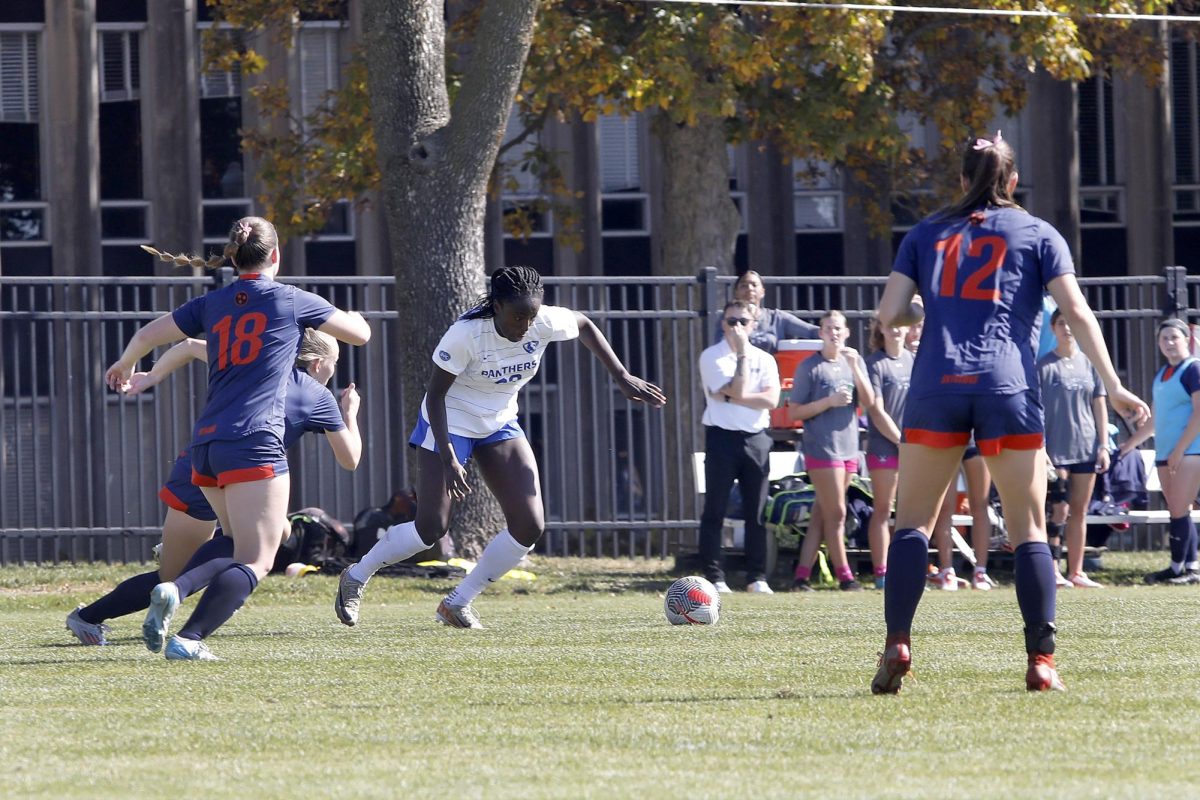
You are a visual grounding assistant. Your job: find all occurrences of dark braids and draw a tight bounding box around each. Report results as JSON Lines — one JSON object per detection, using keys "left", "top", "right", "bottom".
{"left": 461, "top": 266, "right": 545, "bottom": 320}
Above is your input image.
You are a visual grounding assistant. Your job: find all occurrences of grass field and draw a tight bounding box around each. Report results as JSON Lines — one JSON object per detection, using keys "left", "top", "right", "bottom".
{"left": 4, "top": 553, "right": 1200, "bottom": 799}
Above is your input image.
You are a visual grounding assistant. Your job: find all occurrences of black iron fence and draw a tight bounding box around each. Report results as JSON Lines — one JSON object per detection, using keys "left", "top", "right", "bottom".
{"left": 0, "top": 267, "right": 1184, "bottom": 564}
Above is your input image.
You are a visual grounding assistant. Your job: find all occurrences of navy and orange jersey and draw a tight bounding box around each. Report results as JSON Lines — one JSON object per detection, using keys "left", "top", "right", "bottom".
{"left": 160, "top": 368, "right": 346, "bottom": 519}
{"left": 172, "top": 274, "right": 335, "bottom": 445}
{"left": 892, "top": 206, "right": 1074, "bottom": 399}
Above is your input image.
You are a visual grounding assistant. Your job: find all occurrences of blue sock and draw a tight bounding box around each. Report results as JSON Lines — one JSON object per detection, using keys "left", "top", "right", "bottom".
{"left": 172, "top": 536, "right": 237, "bottom": 600}
{"left": 884, "top": 528, "right": 929, "bottom": 636}
{"left": 177, "top": 563, "right": 259, "bottom": 641}
{"left": 1014, "top": 541, "right": 1056, "bottom": 651}
{"left": 78, "top": 570, "right": 160, "bottom": 624}
{"left": 1168, "top": 516, "right": 1190, "bottom": 570}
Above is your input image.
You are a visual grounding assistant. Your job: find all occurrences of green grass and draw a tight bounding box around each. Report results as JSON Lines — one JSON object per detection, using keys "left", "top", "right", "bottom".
{"left": 3, "top": 553, "right": 1200, "bottom": 799}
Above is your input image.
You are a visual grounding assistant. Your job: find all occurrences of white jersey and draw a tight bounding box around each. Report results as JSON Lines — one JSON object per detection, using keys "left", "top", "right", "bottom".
{"left": 423, "top": 304, "right": 580, "bottom": 437}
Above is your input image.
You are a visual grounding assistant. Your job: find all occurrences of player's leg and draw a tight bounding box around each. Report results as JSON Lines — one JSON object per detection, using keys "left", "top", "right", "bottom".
{"left": 963, "top": 454, "right": 996, "bottom": 589}
{"left": 792, "top": 498, "right": 824, "bottom": 590}
{"left": 929, "top": 484, "right": 958, "bottom": 590}
{"left": 698, "top": 428, "right": 745, "bottom": 591}
{"left": 736, "top": 431, "right": 774, "bottom": 591}
{"left": 1148, "top": 457, "right": 1200, "bottom": 584}
{"left": 977, "top": 392, "right": 1063, "bottom": 691}
{"left": 67, "top": 509, "right": 215, "bottom": 645}
{"left": 866, "top": 461, "right": 898, "bottom": 588}
{"left": 436, "top": 436, "right": 545, "bottom": 627}
{"left": 1064, "top": 470, "right": 1101, "bottom": 587}
{"left": 1046, "top": 469, "right": 1069, "bottom": 584}
{"left": 335, "top": 446, "right": 454, "bottom": 626}
{"left": 809, "top": 466, "right": 860, "bottom": 590}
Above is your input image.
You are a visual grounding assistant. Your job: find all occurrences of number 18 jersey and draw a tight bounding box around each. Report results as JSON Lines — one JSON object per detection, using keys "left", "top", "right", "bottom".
{"left": 173, "top": 274, "right": 335, "bottom": 444}
{"left": 892, "top": 206, "right": 1074, "bottom": 398}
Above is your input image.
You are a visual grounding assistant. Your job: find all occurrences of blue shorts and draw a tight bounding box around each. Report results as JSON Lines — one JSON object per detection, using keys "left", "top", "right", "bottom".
{"left": 408, "top": 413, "right": 524, "bottom": 465}
{"left": 903, "top": 391, "right": 1044, "bottom": 456}
{"left": 191, "top": 430, "right": 289, "bottom": 488}
{"left": 159, "top": 452, "right": 217, "bottom": 521}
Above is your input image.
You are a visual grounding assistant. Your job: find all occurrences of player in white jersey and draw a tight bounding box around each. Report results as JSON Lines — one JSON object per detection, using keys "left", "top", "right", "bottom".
{"left": 334, "top": 266, "right": 667, "bottom": 628}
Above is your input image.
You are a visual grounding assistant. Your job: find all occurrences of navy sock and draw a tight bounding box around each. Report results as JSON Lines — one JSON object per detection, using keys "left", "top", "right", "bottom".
{"left": 1014, "top": 541, "right": 1056, "bottom": 650}
{"left": 884, "top": 528, "right": 929, "bottom": 636}
{"left": 1168, "top": 516, "right": 1190, "bottom": 568}
{"left": 172, "top": 536, "right": 237, "bottom": 600}
{"left": 78, "top": 570, "right": 160, "bottom": 624}
{"left": 1186, "top": 518, "right": 1198, "bottom": 565}
{"left": 177, "top": 563, "right": 259, "bottom": 641}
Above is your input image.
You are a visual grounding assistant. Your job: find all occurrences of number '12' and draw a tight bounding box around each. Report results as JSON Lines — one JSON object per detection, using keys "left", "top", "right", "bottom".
{"left": 936, "top": 234, "right": 1006, "bottom": 301}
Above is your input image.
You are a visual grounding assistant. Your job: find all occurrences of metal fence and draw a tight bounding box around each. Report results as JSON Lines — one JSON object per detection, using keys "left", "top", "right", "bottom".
{"left": 0, "top": 267, "right": 1186, "bottom": 564}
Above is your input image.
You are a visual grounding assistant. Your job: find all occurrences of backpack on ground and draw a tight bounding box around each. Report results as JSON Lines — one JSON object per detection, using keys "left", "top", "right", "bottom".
{"left": 273, "top": 507, "right": 351, "bottom": 573}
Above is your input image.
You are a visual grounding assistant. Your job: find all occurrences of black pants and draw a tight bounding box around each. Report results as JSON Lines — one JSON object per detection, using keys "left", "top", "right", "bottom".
{"left": 699, "top": 426, "right": 772, "bottom": 585}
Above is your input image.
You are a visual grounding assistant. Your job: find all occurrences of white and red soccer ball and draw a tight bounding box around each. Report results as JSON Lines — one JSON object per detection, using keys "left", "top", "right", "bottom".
{"left": 664, "top": 576, "right": 721, "bottom": 625}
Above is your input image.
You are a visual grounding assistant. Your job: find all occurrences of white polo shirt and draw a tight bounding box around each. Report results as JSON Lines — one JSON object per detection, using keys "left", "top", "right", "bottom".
{"left": 422, "top": 305, "right": 580, "bottom": 437}
{"left": 699, "top": 340, "right": 779, "bottom": 432}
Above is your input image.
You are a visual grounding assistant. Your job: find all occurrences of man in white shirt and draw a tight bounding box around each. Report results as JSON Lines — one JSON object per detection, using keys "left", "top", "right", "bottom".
{"left": 698, "top": 299, "right": 782, "bottom": 593}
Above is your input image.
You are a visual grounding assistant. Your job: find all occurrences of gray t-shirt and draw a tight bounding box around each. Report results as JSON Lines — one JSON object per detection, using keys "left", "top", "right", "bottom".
{"left": 790, "top": 354, "right": 859, "bottom": 460}
{"left": 865, "top": 349, "right": 914, "bottom": 458}
{"left": 1037, "top": 350, "right": 1106, "bottom": 466}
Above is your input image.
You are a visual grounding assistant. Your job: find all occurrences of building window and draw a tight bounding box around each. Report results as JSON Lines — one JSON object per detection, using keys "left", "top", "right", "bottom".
{"left": 499, "top": 108, "right": 552, "bottom": 238}
{"left": 0, "top": 28, "right": 44, "bottom": 243}
{"left": 598, "top": 112, "right": 648, "bottom": 236}
{"left": 298, "top": 22, "right": 348, "bottom": 127}
{"left": 99, "top": 25, "right": 147, "bottom": 247}
{"left": 1172, "top": 36, "right": 1200, "bottom": 222}
{"left": 198, "top": 25, "right": 248, "bottom": 242}
{"left": 793, "top": 160, "right": 842, "bottom": 233}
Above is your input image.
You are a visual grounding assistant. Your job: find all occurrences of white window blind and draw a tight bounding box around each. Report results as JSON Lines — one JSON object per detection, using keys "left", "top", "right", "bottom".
{"left": 1079, "top": 73, "right": 1116, "bottom": 187}
{"left": 299, "top": 25, "right": 344, "bottom": 123}
{"left": 598, "top": 112, "right": 641, "bottom": 193}
{"left": 0, "top": 31, "right": 38, "bottom": 123}
{"left": 199, "top": 30, "right": 242, "bottom": 99}
{"left": 99, "top": 30, "right": 139, "bottom": 103}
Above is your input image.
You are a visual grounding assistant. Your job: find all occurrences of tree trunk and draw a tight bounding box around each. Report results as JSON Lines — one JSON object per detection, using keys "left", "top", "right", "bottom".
{"left": 653, "top": 114, "right": 741, "bottom": 514}
{"left": 362, "top": 0, "right": 538, "bottom": 557}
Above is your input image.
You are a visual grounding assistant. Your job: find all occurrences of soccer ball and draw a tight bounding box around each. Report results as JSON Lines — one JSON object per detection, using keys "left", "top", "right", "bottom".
{"left": 664, "top": 576, "right": 721, "bottom": 625}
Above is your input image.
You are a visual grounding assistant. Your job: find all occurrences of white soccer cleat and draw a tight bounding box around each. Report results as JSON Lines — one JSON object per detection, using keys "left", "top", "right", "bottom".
{"left": 746, "top": 580, "right": 774, "bottom": 594}
{"left": 435, "top": 599, "right": 483, "bottom": 629}
{"left": 972, "top": 571, "right": 997, "bottom": 591}
{"left": 712, "top": 580, "right": 733, "bottom": 594}
{"left": 164, "top": 635, "right": 219, "bottom": 661}
{"left": 334, "top": 567, "right": 367, "bottom": 627}
{"left": 143, "top": 582, "right": 180, "bottom": 653}
{"left": 65, "top": 606, "right": 111, "bottom": 646}
{"left": 1069, "top": 572, "right": 1104, "bottom": 589}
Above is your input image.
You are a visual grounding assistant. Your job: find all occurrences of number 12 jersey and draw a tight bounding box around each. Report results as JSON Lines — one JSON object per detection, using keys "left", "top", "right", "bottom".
{"left": 892, "top": 206, "right": 1074, "bottom": 398}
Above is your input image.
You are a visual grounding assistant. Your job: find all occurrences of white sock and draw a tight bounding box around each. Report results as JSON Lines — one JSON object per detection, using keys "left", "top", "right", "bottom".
{"left": 1188, "top": 561, "right": 1199, "bottom": 571}
{"left": 974, "top": 566, "right": 987, "bottom": 576}
{"left": 444, "top": 529, "right": 531, "bottom": 607}
{"left": 349, "top": 521, "right": 428, "bottom": 582}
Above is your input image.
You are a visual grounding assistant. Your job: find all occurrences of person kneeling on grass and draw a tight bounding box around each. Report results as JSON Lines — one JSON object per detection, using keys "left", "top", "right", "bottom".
{"left": 333, "top": 266, "right": 666, "bottom": 630}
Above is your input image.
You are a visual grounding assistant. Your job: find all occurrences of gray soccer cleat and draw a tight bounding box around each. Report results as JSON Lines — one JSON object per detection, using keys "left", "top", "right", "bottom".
{"left": 435, "top": 599, "right": 483, "bottom": 629}
{"left": 143, "top": 582, "right": 180, "bottom": 653}
{"left": 65, "top": 606, "right": 111, "bottom": 646}
{"left": 334, "top": 567, "right": 367, "bottom": 627}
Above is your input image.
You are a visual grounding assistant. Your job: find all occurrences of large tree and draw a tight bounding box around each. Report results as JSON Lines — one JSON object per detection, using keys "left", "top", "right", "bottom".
{"left": 206, "top": 0, "right": 540, "bottom": 555}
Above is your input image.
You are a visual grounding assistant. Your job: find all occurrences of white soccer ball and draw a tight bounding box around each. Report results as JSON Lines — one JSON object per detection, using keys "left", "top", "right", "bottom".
{"left": 664, "top": 576, "right": 721, "bottom": 626}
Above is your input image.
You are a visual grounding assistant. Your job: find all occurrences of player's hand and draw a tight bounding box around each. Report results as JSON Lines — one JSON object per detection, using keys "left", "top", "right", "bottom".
{"left": 842, "top": 347, "right": 859, "bottom": 364}
{"left": 1169, "top": 447, "right": 1185, "bottom": 474}
{"left": 124, "top": 371, "right": 158, "bottom": 395}
{"left": 828, "top": 387, "right": 853, "bottom": 408}
{"left": 105, "top": 360, "right": 134, "bottom": 393}
{"left": 1095, "top": 448, "right": 1111, "bottom": 474}
{"left": 729, "top": 322, "right": 750, "bottom": 355}
{"left": 618, "top": 374, "right": 667, "bottom": 407}
{"left": 1110, "top": 387, "right": 1150, "bottom": 428}
{"left": 339, "top": 383, "right": 361, "bottom": 418}
{"left": 442, "top": 455, "right": 471, "bottom": 501}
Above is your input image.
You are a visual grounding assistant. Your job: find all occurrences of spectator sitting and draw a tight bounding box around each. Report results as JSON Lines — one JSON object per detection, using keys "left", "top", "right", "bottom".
{"left": 714, "top": 270, "right": 819, "bottom": 354}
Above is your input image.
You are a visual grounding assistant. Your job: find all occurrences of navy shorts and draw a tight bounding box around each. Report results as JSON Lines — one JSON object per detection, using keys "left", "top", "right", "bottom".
{"left": 408, "top": 412, "right": 524, "bottom": 465}
{"left": 904, "top": 390, "right": 1044, "bottom": 456}
{"left": 158, "top": 452, "right": 217, "bottom": 521}
{"left": 191, "top": 430, "right": 289, "bottom": 488}
{"left": 1059, "top": 460, "right": 1099, "bottom": 475}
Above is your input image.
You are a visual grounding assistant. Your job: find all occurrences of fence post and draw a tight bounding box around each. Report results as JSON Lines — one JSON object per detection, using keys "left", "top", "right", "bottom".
{"left": 698, "top": 265, "right": 719, "bottom": 331}
{"left": 1163, "top": 265, "right": 1188, "bottom": 318}
{"left": 214, "top": 266, "right": 235, "bottom": 290}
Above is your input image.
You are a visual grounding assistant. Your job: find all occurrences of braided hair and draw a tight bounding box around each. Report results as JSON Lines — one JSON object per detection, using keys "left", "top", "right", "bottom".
{"left": 141, "top": 216, "right": 279, "bottom": 272}
{"left": 461, "top": 266, "right": 545, "bottom": 320}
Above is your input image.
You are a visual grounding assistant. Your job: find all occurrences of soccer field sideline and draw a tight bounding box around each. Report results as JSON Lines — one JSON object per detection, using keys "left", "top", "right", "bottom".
{"left": 3, "top": 556, "right": 1200, "bottom": 799}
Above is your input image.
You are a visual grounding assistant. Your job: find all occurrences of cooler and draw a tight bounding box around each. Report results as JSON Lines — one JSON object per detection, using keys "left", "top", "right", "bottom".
{"left": 769, "top": 339, "right": 823, "bottom": 430}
